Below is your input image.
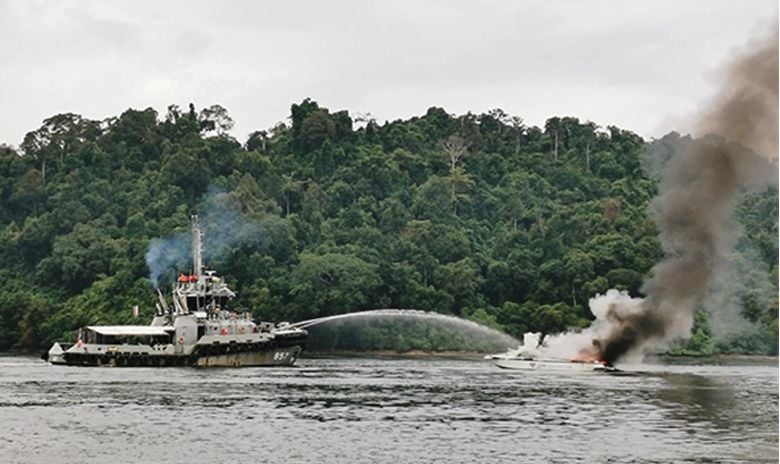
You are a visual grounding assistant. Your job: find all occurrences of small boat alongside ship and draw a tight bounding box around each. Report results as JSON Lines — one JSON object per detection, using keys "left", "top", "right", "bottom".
{"left": 43, "top": 216, "right": 307, "bottom": 368}
{"left": 487, "top": 333, "right": 614, "bottom": 372}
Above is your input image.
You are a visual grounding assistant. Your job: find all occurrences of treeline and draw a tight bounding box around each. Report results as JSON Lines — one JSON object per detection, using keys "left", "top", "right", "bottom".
{"left": 0, "top": 100, "right": 776, "bottom": 354}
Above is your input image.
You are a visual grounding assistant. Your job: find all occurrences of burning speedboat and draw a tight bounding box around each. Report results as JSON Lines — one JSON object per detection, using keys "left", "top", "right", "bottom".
{"left": 487, "top": 333, "right": 614, "bottom": 372}
{"left": 43, "top": 216, "right": 307, "bottom": 368}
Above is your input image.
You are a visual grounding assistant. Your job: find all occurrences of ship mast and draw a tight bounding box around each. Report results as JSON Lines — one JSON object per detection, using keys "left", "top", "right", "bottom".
{"left": 192, "top": 215, "right": 203, "bottom": 276}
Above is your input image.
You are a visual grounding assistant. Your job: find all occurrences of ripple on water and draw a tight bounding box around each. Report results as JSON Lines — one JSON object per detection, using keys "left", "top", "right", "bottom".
{"left": 0, "top": 356, "right": 776, "bottom": 464}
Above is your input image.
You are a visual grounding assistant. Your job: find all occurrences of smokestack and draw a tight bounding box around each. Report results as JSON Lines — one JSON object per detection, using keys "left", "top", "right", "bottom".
{"left": 192, "top": 214, "right": 203, "bottom": 276}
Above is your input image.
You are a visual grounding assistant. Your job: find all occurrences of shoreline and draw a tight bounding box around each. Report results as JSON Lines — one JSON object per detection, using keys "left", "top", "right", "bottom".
{"left": 303, "top": 350, "right": 779, "bottom": 362}
{"left": 4, "top": 350, "right": 778, "bottom": 365}
{"left": 303, "top": 350, "right": 488, "bottom": 359}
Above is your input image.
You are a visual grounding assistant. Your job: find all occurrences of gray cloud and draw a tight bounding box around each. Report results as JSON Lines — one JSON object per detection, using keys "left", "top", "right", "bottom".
{"left": 0, "top": 0, "right": 776, "bottom": 146}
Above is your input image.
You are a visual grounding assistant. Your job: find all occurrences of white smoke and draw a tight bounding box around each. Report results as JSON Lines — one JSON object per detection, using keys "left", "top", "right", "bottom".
{"left": 144, "top": 187, "right": 268, "bottom": 288}
{"left": 520, "top": 290, "right": 650, "bottom": 362}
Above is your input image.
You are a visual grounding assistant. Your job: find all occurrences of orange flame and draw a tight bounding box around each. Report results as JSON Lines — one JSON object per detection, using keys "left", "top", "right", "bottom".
{"left": 570, "top": 349, "right": 605, "bottom": 364}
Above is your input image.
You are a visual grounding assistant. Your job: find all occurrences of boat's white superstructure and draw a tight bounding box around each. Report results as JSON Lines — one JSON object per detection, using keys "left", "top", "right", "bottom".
{"left": 487, "top": 333, "right": 613, "bottom": 372}
{"left": 490, "top": 355, "right": 609, "bottom": 371}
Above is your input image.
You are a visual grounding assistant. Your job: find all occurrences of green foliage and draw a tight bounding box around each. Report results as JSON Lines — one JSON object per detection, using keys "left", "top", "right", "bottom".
{"left": 289, "top": 252, "right": 381, "bottom": 320}
{"left": 666, "top": 311, "right": 716, "bottom": 356}
{"left": 714, "top": 324, "right": 778, "bottom": 355}
{"left": 0, "top": 100, "right": 776, "bottom": 355}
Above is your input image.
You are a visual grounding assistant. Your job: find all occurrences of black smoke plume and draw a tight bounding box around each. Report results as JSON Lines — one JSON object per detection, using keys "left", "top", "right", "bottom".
{"left": 595, "top": 27, "right": 778, "bottom": 364}
{"left": 531, "top": 27, "right": 778, "bottom": 365}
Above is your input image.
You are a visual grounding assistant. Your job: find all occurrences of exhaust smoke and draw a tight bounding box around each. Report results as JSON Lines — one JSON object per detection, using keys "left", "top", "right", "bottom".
{"left": 145, "top": 188, "right": 269, "bottom": 288}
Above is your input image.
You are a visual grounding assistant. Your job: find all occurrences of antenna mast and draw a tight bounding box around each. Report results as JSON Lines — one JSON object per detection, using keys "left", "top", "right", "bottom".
{"left": 192, "top": 215, "right": 203, "bottom": 276}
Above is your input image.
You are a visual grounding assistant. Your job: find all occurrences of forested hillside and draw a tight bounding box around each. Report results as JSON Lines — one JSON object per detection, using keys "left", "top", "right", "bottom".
{"left": 0, "top": 100, "right": 776, "bottom": 353}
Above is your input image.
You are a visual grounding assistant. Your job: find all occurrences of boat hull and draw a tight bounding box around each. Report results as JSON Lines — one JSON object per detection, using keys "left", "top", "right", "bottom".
{"left": 493, "top": 358, "right": 608, "bottom": 372}
{"left": 194, "top": 345, "right": 303, "bottom": 367}
{"left": 46, "top": 334, "right": 307, "bottom": 368}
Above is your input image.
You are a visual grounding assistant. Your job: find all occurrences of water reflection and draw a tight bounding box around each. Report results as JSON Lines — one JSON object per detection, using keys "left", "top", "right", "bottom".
{"left": 655, "top": 373, "right": 735, "bottom": 429}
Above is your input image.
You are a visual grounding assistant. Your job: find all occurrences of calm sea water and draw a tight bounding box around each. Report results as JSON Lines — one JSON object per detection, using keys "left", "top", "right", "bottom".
{"left": 0, "top": 355, "right": 776, "bottom": 463}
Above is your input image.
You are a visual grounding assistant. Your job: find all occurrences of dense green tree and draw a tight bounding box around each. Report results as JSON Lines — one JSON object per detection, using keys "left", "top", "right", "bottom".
{"left": 289, "top": 252, "right": 382, "bottom": 320}
{"left": 0, "top": 100, "right": 775, "bottom": 355}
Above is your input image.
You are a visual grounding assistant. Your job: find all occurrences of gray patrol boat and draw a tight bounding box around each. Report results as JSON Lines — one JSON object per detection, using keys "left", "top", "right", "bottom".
{"left": 44, "top": 216, "right": 307, "bottom": 367}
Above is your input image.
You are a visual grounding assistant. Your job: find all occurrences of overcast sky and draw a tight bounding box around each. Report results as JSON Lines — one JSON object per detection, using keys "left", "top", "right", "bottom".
{"left": 0, "top": 0, "right": 776, "bottom": 146}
